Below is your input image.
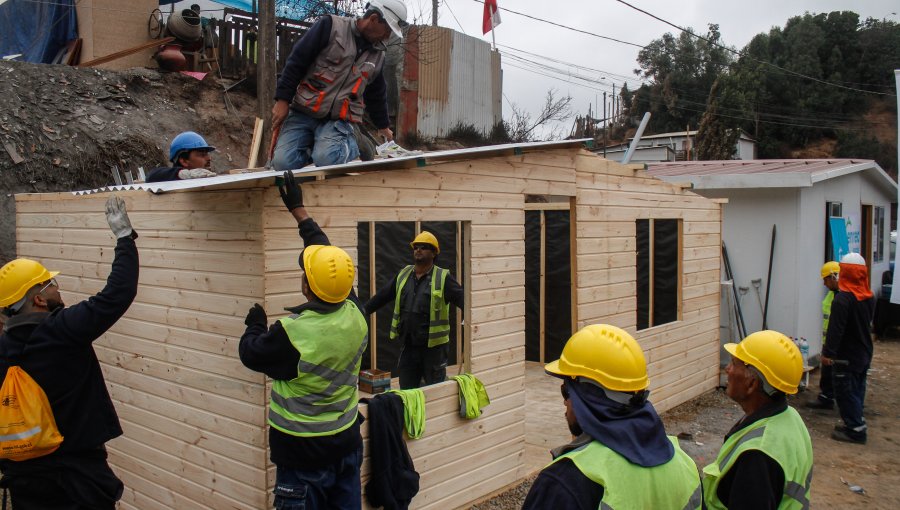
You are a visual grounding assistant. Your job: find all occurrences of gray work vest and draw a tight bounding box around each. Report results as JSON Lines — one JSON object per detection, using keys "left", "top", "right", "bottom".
{"left": 291, "top": 15, "right": 385, "bottom": 123}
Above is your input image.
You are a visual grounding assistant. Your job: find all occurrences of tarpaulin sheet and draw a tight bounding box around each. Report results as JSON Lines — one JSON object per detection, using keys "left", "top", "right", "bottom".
{"left": 525, "top": 211, "right": 572, "bottom": 362}
{"left": 0, "top": 0, "right": 77, "bottom": 64}
{"left": 637, "top": 219, "right": 679, "bottom": 329}
{"left": 357, "top": 221, "right": 460, "bottom": 377}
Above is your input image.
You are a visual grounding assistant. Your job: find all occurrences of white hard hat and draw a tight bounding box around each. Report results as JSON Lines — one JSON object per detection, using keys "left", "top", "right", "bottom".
{"left": 367, "top": 0, "right": 408, "bottom": 39}
{"left": 841, "top": 252, "right": 866, "bottom": 265}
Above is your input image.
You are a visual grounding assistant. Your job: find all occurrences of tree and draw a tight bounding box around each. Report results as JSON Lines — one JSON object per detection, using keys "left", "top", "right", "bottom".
{"left": 506, "top": 89, "right": 573, "bottom": 142}
{"left": 696, "top": 78, "right": 739, "bottom": 160}
{"left": 626, "top": 24, "right": 734, "bottom": 134}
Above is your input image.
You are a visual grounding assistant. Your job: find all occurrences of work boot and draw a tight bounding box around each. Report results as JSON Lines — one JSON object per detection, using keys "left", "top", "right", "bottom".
{"left": 831, "top": 428, "right": 867, "bottom": 445}
{"left": 805, "top": 397, "right": 834, "bottom": 410}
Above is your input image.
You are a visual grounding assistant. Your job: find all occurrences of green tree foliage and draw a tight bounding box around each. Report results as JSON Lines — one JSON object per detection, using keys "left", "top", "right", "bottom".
{"left": 627, "top": 24, "right": 733, "bottom": 133}
{"left": 696, "top": 78, "right": 739, "bottom": 160}
{"left": 624, "top": 11, "right": 899, "bottom": 174}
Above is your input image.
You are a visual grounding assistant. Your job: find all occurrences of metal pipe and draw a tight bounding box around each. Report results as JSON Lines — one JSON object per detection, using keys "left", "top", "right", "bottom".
{"left": 621, "top": 112, "right": 650, "bottom": 164}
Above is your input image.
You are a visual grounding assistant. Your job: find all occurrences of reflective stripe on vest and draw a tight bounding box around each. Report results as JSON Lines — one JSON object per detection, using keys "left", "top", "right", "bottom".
{"left": 390, "top": 265, "right": 451, "bottom": 347}
{"left": 551, "top": 436, "right": 702, "bottom": 510}
{"left": 702, "top": 407, "right": 813, "bottom": 510}
{"left": 269, "top": 300, "right": 368, "bottom": 437}
{"left": 822, "top": 291, "right": 834, "bottom": 343}
{"left": 290, "top": 16, "right": 385, "bottom": 122}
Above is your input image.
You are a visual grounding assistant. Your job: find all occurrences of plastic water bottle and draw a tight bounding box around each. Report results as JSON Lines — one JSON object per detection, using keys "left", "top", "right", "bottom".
{"left": 798, "top": 337, "right": 809, "bottom": 367}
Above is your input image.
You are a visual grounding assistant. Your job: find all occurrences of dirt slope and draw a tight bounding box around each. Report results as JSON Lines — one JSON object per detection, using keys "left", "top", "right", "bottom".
{"left": 0, "top": 60, "right": 259, "bottom": 264}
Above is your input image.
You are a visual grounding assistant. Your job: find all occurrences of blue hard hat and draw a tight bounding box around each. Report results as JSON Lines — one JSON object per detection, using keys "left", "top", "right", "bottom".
{"left": 169, "top": 131, "right": 215, "bottom": 162}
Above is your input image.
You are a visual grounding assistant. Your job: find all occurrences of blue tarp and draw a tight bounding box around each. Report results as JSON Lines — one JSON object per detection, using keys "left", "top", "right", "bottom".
{"left": 0, "top": 0, "right": 78, "bottom": 63}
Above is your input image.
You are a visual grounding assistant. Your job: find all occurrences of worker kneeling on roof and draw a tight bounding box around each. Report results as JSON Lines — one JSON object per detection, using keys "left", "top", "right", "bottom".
{"left": 270, "top": 0, "right": 406, "bottom": 169}
{"left": 146, "top": 131, "right": 217, "bottom": 182}
{"left": 523, "top": 324, "right": 702, "bottom": 510}
{"left": 239, "top": 171, "right": 368, "bottom": 509}
{"left": 704, "top": 330, "right": 813, "bottom": 509}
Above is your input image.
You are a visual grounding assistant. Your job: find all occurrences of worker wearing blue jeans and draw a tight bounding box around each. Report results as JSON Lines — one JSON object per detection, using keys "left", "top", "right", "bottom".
{"left": 272, "top": 113, "right": 359, "bottom": 170}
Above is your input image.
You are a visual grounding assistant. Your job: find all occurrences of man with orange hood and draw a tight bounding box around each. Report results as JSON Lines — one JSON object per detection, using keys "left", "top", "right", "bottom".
{"left": 821, "top": 252, "right": 875, "bottom": 444}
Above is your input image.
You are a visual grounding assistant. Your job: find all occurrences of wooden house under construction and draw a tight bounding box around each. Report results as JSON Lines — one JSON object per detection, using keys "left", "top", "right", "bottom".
{"left": 14, "top": 140, "right": 724, "bottom": 509}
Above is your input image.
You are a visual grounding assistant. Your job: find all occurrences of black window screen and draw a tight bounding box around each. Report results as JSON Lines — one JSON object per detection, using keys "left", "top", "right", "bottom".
{"left": 525, "top": 210, "right": 572, "bottom": 362}
{"left": 636, "top": 219, "right": 680, "bottom": 330}
{"left": 357, "top": 221, "right": 462, "bottom": 374}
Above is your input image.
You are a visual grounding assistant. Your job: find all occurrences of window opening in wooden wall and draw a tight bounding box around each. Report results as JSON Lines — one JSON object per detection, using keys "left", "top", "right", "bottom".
{"left": 636, "top": 219, "right": 682, "bottom": 330}
{"left": 524, "top": 209, "right": 572, "bottom": 363}
{"left": 356, "top": 221, "right": 467, "bottom": 378}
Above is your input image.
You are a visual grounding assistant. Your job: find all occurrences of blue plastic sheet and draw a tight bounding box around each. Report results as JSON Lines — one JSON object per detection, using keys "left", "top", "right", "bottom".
{"left": 0, "top": 0, "right": 78, "bottom": 64}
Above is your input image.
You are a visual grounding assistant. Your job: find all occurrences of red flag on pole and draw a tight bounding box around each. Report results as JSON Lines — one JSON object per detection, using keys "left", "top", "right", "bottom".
{"left": 483, "top": 0, "right": 501, "bottom": 35}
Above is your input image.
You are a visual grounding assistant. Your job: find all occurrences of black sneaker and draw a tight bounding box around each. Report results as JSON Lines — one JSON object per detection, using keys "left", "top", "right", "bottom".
{"left": 805, "top": 399, "right": 834, "bottom": 410}
{"left": 831, "top": 429, "right": 867, "bottom": 444}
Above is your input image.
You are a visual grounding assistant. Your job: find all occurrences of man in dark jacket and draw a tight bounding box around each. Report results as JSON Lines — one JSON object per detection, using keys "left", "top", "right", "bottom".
{"left": 270, "top": 0, "right": 407, "bottom": 170}
{"left": 364, "top": 230, "right": 463, "bottom": 389}
{"left": 146, "top": 131, "right": 217, "bottom": 182}
{"left": 0, "top": 196, "right": 138, "bottom": 509}
{"left": 239, "top": 171, "right": 368, "bottom": 509}
{"left": 822, "top": 252, "right": 876, "bottom": 444}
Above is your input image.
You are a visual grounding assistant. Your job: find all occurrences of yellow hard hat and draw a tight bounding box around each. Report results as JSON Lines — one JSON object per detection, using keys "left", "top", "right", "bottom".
{"left": 410, "top": 231, "right": 440, "bottom": 254}
{"left": 0, "top": 259, "right": 60, "bottom": 308}
{"left": 545, "top": 324, "right": 649, "bottom": 392}
{"left": 820, "top": 261, "right": 840, "bottom": 279}
{"left": 724, "top": 330, "right": 802, "bottom": 395}
{"left": 301, "top": 245, "right": 355, "bottom": 303}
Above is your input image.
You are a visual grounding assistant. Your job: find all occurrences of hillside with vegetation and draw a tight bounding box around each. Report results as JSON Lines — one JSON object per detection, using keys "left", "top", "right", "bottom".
{"left": 616, "top": 11, "right": 899, "bottom": 176}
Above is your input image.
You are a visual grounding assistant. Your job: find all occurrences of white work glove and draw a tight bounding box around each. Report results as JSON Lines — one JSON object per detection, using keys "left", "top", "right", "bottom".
{"left": 178, "top": 168, "right": 216, "bottom": 180}
{"left": 105, "top": 195, "right": 133, "bottom": 239}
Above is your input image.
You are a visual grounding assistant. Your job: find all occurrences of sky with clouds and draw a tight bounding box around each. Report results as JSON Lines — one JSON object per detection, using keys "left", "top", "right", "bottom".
{"left": 191, "top": 0, "right": 898, "bottom": 135}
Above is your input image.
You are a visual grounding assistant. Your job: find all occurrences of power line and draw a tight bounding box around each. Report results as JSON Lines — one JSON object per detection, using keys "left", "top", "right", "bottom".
{"left": 614, "top": 0, "right": 894, "bottom": 96}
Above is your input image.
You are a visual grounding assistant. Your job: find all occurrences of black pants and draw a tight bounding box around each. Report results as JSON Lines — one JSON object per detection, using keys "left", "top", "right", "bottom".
{"left": 0, "top": 448, "right": 122, "bottom": 510}
{"left": 817, "top": 363, "right": 834, "bottom": 401}
{"left": 397, "top": 343, "right": 448, "bottom": 389}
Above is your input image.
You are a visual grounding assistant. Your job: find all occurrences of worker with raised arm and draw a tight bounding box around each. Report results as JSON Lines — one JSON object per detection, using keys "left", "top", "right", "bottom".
{"left": 523, "top": 324, "right": 702, "bottom": 509}
{"left": 239, "top": 171, "right": 368, "bottom": 509}
{"left": 270, "top": 0, "right": 408, "bottom": 169}
{"left": 364, "top": 231, "right": 463, "bottom": 389}
{"left": 703, "top": 330, "right": 813, "bottom": 509}
{"left": 146, "top": 131, "right": 217, "bottom": 182}
{"left": 0, "top": 196, "right": 139, "bottom": 509}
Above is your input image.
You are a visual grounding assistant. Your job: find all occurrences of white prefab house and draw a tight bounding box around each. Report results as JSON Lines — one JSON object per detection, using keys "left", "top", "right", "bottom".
{"left": 646, "top": 159, "right": 897, "bottom": 361}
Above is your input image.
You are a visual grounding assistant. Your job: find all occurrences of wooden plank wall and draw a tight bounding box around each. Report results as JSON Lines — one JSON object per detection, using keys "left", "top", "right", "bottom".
{"left": 262, "top": 150, "right": 577, "bottom": 509}
{"left": 15, "top": 190, "right": 270, "bottom": 510}
{"left": 573, "top": 151, "right": 723, "bottom": 413}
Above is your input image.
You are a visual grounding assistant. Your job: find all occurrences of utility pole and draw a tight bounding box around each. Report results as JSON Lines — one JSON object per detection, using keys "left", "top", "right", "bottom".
{"left": 257, "top": 0, "right": 276, "bottom": 165}
{"left": 432, "top": 0, "right": 438, "bottom": 26}
{"left": 612, "top": 83, "right": 616, "bottom": 125}
{"left": 603, "top": 91, "right": 607, "bottom": 157}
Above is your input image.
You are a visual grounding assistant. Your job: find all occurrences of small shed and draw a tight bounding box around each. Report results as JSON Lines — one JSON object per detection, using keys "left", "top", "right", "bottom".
{"left": 15, "top": 141, "right": 723, "bottom": 509}
{"left": 646, "top": 159, "right": 898, "bottom": 361}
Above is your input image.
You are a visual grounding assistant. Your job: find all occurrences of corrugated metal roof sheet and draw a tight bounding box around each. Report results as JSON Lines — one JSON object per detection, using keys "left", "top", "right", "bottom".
{"left": 646, "top": 159, "right": 871, "bottom": 177}
{"left": 645, "top": 159, "right": 897, "bottom": 191}
{"left": 72, "top": 139, "right": 592, "bottom": 195}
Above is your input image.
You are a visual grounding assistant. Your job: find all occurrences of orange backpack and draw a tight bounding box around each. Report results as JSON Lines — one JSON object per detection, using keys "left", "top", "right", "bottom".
{"left": 0, "top": 365, "right": 64, "bottom": 461}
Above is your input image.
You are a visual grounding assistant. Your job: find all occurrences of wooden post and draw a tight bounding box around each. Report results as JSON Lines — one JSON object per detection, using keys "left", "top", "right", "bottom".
{"left": 257, "top": 0, "right": 276, "bottom": 165}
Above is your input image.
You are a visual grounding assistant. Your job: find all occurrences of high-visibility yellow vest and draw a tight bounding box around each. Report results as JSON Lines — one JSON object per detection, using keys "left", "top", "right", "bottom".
{"left": 269, "top": 300, "right": 368, "bottom": 437}
{"left": 549, "top": 436, "right": 702, "bottom": 509}
{"left": 390, "top": 265, "right": 451, "bottom": 348}
{"left": 822, "top": 291, "right": 834, "bottom": 344}
{"left": 702, "top": 407, "right": 813, "bottom": 510}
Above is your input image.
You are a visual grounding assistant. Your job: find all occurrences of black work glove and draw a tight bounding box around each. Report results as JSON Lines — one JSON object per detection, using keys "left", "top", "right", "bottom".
{"left": 245, "top": 303, "right": 268, "bottom": 327}
{"left": 277, "top": 171, "right": 303, "bottom": 211}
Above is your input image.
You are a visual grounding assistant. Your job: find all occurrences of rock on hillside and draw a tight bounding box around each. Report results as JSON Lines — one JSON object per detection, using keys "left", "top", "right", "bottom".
{"left": 0, "top": 60, "right": 259, "bottom": 264}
